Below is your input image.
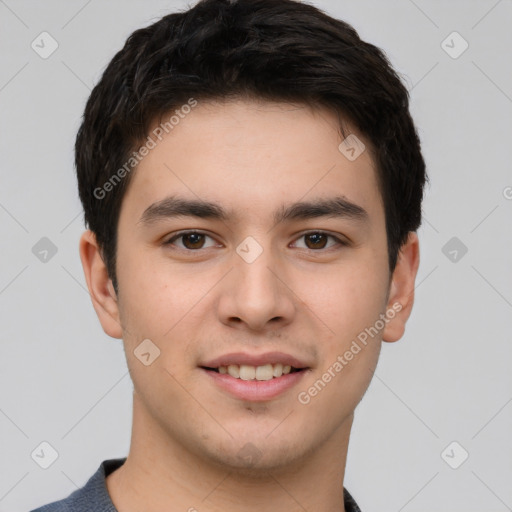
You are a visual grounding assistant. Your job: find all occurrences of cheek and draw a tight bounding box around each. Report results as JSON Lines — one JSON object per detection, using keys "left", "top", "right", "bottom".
{"left": 115, "top": 260, "right": 198, "bottom": 417}
{"left": 294, "top": 255, "right": 388, "bottom": 420}
{"left": 116, "top": 246, "right": 195, "bottom": 338}
{"left": 292, "top": 257, "right": 389, "bottom": 341}
{"left": 294, "top": 267, "right": 386, "bottom": 426}
{"left": 297, "top": 341, "right": 380, "bottom": 438}
{"left": 115, "top": 249, "right": 220, "bottom": 386}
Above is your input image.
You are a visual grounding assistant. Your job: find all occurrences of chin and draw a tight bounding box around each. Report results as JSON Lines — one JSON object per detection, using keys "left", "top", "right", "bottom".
{"left": 202, "top": 434, "right": 306, "bottom": 474}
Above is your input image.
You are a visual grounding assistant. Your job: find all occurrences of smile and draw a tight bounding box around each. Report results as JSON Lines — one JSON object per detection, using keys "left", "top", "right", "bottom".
{"left": 201, "top": 367, "right": 309, "bottom": 401}
{"left": 203, "top": 363, "right": 302, "bottom": 381}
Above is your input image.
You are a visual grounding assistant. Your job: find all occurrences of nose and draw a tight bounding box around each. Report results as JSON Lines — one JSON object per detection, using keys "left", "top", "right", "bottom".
{"left": 216, "top": 245, "right": 296, "bottom": 333}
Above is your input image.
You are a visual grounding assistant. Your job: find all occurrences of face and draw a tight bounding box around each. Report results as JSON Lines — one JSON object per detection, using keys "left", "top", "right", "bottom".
{"left": 82, "top": 98, "right": 418, "bottom": 473}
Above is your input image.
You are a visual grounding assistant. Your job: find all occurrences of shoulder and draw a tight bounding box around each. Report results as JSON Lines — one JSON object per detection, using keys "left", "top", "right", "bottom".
{"left": 344, "top": 487, "right": 362, "bottom": 512}
{"left": 30, "top": 458, "right": 126, "bottom": 512}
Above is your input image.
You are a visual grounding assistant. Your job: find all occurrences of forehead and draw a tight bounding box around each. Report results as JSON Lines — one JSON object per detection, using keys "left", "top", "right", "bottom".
{"left": 119, "top": 99, "right": 383, "bottom": 224}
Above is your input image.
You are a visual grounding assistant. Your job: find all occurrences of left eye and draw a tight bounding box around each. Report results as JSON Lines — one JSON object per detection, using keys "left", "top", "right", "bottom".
{"left": 165, "top": 231, "right": 218, "bottom": 250}
{"left": 292, "top": 232, "right": 345, "bottom": 250}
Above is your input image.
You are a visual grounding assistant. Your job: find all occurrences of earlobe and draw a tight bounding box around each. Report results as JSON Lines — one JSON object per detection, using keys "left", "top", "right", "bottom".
{"left": 79, "top": 230, "right": 123, "bottom": 339}
{"left": 382, "top": 232, "right": 420, "bottom": 343}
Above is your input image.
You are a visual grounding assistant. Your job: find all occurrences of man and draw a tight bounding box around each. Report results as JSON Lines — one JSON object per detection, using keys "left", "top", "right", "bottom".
{"left": 32, "top": 0, "right": 426, "bottom": 510}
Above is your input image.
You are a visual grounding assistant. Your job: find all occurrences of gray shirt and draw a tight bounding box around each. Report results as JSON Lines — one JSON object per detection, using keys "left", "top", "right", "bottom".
{"left": 31, "top": 458, "right": 362, "bottom": 511}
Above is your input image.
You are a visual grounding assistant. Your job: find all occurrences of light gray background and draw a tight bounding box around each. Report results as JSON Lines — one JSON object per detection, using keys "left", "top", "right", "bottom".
{"left": 1, "top": 1, "right": 511, "bottom": 511}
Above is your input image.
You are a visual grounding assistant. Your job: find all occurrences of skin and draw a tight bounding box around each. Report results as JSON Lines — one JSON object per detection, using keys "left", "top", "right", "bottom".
{"left": 80, "top": 98, "right": 420, "bottom": 512}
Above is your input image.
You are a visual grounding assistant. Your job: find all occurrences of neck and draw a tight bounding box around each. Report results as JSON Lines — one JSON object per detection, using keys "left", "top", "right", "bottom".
{"left": 106, "top": 394, "right": 352, "bottom": 512}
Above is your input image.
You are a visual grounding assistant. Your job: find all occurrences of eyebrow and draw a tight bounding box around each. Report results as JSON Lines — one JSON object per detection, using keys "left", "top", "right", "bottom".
{"left": 273, "top": 196, "right": 368, "bottom": 225}
{"left": 138, "top": 195, "right": 369, "bottom": 226}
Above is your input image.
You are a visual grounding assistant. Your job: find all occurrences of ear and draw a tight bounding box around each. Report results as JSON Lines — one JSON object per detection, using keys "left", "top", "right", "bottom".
{"left": 79, "top": 230, "right": 123, "bottom": 339}
{"left": 382, "top": 231, "right": 420, "bottom": 343}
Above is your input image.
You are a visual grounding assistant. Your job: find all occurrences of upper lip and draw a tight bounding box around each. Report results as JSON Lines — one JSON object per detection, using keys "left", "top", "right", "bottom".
{"left": 201, "top": 351, "right": 311, "bottom": 369}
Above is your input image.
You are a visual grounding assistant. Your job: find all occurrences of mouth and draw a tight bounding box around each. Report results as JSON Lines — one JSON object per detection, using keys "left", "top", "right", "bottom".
{"left": 199, "top": 353, "right": 311, "bottom": 401}
{"left": 201, "top": 365, "right": 309, "bottom": 401}
{"left": 200, "top": 363, "right": 306, "bottom": 381}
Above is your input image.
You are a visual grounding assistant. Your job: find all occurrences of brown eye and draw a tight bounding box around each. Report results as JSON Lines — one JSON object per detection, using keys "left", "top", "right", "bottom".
{"left": 304, "top": 233, "right": 328, "bottom": 249}
{"left": 292, "top": 231, "right": 347, "bottom": 251}
{"left": 181, "top": 233, "right": 205, "bottom": 249}
{"left": 165, "top": 231, "right": 218, "bottom": 250}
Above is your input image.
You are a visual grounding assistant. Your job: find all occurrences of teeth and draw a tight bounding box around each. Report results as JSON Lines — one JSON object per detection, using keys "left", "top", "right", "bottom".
{"left": 227, "top": 365, "right": 240, "bottom": 378}
{"left": 216, "top": 363, "right": 298, "bottom": 380}
{"left": 239, "top": 365, "right": 256, "bottom": 380}
{"left": 272, "top": 363, "right": 283, "bottom": 377}
{"left": 255, "top": 364, "right": 274, "bottom": 381}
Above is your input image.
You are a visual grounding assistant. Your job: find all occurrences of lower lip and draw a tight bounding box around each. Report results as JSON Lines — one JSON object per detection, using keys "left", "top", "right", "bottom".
{"left": 201, "top": 368, "right": 308, "bottom": 401}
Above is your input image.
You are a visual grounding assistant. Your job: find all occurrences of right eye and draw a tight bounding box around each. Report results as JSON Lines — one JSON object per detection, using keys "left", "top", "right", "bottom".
{"left": 163, "top": 230, "right": 221, "bottom": 251}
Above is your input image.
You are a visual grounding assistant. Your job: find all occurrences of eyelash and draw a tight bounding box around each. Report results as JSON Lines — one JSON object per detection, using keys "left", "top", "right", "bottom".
{"left": 163, "top": 230, "right": 349, "bottom": 252}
